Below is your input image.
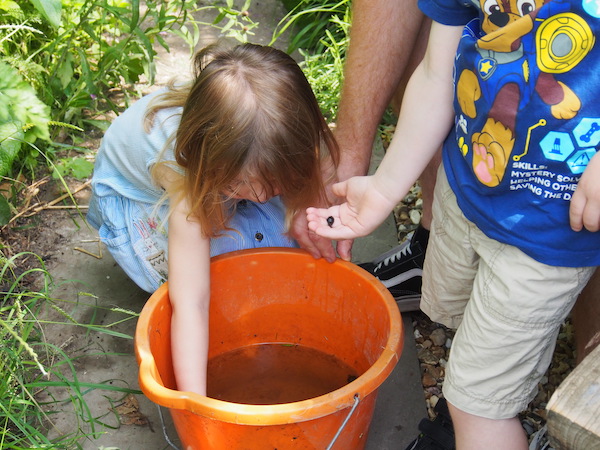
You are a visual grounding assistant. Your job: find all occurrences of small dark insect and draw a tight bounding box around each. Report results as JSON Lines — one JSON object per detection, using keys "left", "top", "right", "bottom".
{"left": 327, "top": 216, "right": 334, "bottom": 227}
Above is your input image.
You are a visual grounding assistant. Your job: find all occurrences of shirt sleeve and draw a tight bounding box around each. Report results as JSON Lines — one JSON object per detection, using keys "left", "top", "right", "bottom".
{"left": 418, "top": 0, "right": 478, "bottom": 26}
{"left": 147, "top": 106, "right": 184, "bottom": 174}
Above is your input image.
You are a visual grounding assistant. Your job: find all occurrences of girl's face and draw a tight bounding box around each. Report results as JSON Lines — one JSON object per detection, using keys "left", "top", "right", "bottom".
{"left": 224, "top": 178, "right": 280, "bottom": 203}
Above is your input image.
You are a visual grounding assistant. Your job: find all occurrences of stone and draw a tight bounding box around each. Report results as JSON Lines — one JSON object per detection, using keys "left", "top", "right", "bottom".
{"left": 422, "top": 372, "right": 437, "bottom": 388}
{"left": 430, "top": 328, "right": 447, "bottom": 347}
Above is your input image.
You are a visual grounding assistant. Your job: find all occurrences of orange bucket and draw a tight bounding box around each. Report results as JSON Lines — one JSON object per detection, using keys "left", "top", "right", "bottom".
{"left": 135, "top": 248, "right": 403, "bottom": 449}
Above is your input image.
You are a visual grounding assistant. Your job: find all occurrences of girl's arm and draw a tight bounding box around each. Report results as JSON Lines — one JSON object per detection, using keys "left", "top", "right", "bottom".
{"left": 306, "top": 22, "right": 463, "bottom": 240}
{"left": 570, "top": 150, "right": 600, "bottom": 232}
{"left": 157, "top": 166, "right": 211, "bottom": 396}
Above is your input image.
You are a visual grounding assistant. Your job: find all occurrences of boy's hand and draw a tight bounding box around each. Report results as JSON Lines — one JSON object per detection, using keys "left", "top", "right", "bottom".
{"left": 306, "top": 175, "right": 396, "bottom": 240}
{"left": 289, "top": 154, "right": 355, "bottom": 262}
{"left": 570, "top": 151, "right": 600, "bottom": 232}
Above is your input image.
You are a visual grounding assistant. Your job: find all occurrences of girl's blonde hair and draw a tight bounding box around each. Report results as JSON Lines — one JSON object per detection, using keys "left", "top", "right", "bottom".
{"left": 149, "top": 43, "right": 339, "bottom": 237}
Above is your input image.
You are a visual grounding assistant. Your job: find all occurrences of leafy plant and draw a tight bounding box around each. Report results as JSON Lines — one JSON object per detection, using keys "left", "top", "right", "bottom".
{"left": 52, "top": 156, "right": 95, "bottom": 180}
{"left": 0, "top": 61, "right": 51, "bottom": 178}
{"left": 300, "top": 16, "right": 349, "bottom": 122}
{"left": 49, "top": 141, "right": 95, "bottom": 180}
{"left": 0, "top": 0, "right": 199, "bottom": 182}
{"left": 273, "top": 0, "right": 350, "bottom": 54}
{"left": 272, "top": 0, "right": 351, "bottom": 121}
{"left": 200, "top": 0, "right": 258, "bottom": 43}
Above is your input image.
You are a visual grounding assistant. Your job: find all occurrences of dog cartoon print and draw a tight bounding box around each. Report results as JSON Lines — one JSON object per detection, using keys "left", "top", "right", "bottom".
{"left": 456, "top": 0, "right": 593, "bottom": 187}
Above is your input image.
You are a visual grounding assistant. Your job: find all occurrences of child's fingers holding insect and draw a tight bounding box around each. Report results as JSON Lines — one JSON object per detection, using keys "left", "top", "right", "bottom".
{"left": 306, "top": 206, "right": 340, "bottom": 233}
{"left": 306, "top": 206, "right": 358, "bottom": 240}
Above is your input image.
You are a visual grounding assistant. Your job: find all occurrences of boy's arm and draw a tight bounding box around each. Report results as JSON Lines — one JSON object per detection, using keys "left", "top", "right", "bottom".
{"left": 307, "top": 22, "right": 462, "bottom": 240}
{"left": 570, "top": 151, "right": 600, "bottom": 232}
{"left": 158, "top": 166, "right": 211, "bottom": 396}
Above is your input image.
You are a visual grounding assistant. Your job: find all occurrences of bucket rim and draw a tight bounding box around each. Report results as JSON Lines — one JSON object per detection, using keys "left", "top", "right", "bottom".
{"left": 135, "top": 248, "right": 404, "bottom": 425}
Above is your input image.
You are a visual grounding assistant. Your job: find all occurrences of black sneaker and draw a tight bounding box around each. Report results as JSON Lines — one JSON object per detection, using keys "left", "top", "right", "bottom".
{"left": 358, "top": 225, "right": 429, "bottom": 311}
{"left": 405, "top": 398, "right": 455, "bottom": 450}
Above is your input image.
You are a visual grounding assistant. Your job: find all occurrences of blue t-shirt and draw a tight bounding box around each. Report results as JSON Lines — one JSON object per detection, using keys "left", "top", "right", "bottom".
{"left": 419, "top": 0, "right": 600, "bottom": 267}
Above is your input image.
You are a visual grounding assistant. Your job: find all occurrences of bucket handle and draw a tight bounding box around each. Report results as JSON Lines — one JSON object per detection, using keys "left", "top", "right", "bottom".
{"left": 157, "top": 404, "right": 180, "bottom": 450}
{"left": 327, "top": 393, "right": 360, "bottom": 450}
{"left": 156, "top": 393, "right": 361, "bottom": 450}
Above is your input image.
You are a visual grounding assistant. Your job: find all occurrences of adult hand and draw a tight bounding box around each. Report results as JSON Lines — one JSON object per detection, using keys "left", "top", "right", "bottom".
{"left": 570, "top": 152, "right": 600, "bottom": 232}
{"left": 329, "top": 132, "right": 375, "bottom": 261}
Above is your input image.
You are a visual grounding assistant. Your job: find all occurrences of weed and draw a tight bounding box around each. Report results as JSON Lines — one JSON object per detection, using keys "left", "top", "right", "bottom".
{"left": 0, "top": 250, "right": 139, "bottom": 448}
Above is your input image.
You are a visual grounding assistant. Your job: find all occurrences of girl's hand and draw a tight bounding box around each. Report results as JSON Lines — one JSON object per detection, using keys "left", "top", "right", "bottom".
{"left": 306, "top": 175, "right": 396, "bottom": 240}
{"left": 570, "top": 151, "right": 600, "bottom": 232}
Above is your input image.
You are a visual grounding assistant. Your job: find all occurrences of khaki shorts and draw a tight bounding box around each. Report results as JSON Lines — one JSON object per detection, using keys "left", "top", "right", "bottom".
{"left": 421, "top": 165, "right": 596, "bottom": 419}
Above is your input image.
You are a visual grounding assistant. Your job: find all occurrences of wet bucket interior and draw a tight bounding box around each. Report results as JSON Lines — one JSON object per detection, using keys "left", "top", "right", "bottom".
{"left": 135, "top": 248, "right": 403, "bottom": 449}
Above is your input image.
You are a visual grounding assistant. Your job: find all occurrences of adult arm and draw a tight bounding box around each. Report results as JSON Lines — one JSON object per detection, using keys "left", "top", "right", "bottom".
{"left": 307, "top": 22, "right": 462, "bottom": 240}
{"left": 290, "top": 0, "right": 425, "bottom": 262}
{"left": 335, "top": 0, "right": 424, "bottom": 181}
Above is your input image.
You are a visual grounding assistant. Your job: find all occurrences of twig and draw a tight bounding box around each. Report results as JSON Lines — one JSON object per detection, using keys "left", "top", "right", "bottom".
{"left": 6, "top": 180, "right": 91, "bottom": 225}
{"left": 74, "top": 237, "right": 103, "bottom": 259}
{"left": 5, "top": 202, "right": 42, "bottom": 225}
{"left": 43, "top": 205, "right": 89, "bottom": 210}
{"left": 32, "top": 179, "right": 91, "bottom": 212}
{"left": 73, "top": 247, "right": 103, "bottom": 259}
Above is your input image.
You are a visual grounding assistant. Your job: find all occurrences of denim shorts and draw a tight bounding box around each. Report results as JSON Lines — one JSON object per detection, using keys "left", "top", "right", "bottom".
{"left": 421, "top": 165, "right": 596, "bottom": 419}
{"left": 87, "top": 192, "right": 297, "bottom": 293}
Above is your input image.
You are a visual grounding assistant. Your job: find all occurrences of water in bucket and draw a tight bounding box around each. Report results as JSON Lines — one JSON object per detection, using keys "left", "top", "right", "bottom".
{"left": 207, "top": 343, "right": 360, "bottom": 404}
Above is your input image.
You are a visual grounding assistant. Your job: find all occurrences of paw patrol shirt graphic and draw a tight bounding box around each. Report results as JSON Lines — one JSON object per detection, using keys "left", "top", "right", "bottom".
{"left": 420, "top": 0, "right": 600, "bottom": 266}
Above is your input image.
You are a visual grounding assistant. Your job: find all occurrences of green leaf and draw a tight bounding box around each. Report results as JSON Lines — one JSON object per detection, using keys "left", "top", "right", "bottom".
{"left": 0, "top": 121, "right": 24, "bottom": 177}
{"left": 56, "top": 53, "right": 74, "bottom": 90}
{"left": 0, "top": 62, "right": 50, "bottom": 143}
{"left": 130, "top": 0, "right": 140, "bottom": 31}
{"left": 52, "top": 157, "right": 94, "bottom": 180}
{"left": 29, "top": 0, "right": 62, "bottom": 28}
{"left": 67, "top": 158, "right": 94, "bottom": 179}
{"left": 0, "top": 195, "right": 12, "bottom": 226}
{"left": 80, "top": 119, "right": 111, "bottom": 132}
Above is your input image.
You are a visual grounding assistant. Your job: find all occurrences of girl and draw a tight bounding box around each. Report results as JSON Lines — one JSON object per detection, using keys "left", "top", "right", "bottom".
{"left": 87, "top": 43, "right": 339, "bottom": 396}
